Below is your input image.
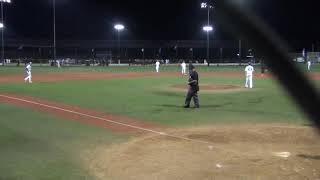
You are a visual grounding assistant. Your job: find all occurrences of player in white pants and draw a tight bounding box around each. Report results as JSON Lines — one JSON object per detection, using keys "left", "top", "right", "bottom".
{"left": 24, "top": 62, "right": 32, "bottom": 83}
{"left": 245, "top": 63, "right": 254, "bottom": 88}
{"left": 57, "top": 60, "right": 61, "bottom": 68}
{"left": 307, "top": 60, "right": 311, "bottom": 71}
{"left": 181, "top": 61, "right": 187, "bottom": 75}
{"left": 155, "top": 60, "right": 160, "bottom": 73}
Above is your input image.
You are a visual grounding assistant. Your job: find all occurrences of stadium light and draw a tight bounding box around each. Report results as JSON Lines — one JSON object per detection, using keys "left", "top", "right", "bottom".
{"left": 114, "top": 24, "right": 125, "bottom": 62}
{"left": 201, "top": 2, "right": 207, "bottom": 8}
{"left": 203, "top": 25, "right": 213, "bottom": 32}
{"left": 53, "top": 0, "right": 56, "bottom": 64}
{"left": 0, "top": 0, "right": 11, "bottom": 66}
{"left": 114, "top": 24, "right": 125, "bottom": 31}
{"left": 201, "top": 2, "right": 214, "bottom": 66}
{"left": 201, "top": 2, "right": 213, "bottom": 9}
{"left": 0, "top": 0, "right": 11, "bottom": 3}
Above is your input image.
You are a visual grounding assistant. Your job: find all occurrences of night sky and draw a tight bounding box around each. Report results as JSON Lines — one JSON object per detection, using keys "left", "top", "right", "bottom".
{"left": 4, "top": 0, "right": 320, "bottom": 47}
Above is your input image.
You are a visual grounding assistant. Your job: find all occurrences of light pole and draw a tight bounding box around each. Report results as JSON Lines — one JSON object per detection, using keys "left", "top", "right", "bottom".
{"left": 114, "top": 24, "right": 125, "bottom": 63}
{"left": 0, "top": 0, "right": 11, "bottom": 66}
{"left": 53, "top": 0, "right": 56, "bottom": 63}
{"left": 203, "top": 25, "right": 213, "bottom": 66}
{"left": 0, "top": 22, "right": 3, "bottom": 64}
{"left": 247, "top": 49, "right": 254, "bottom": 63}
{"left": 141, "top": 48, "right": 145, "bottom": 65}
{"left": 201, "top": 2, "right": 213, "bottom": 66}
{"left": 238, "top": 39, "right": 242, "bottom": 65}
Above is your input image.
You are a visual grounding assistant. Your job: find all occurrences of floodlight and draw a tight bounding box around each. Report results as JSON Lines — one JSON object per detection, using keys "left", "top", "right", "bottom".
{"left": 0, "top": 0, "right": 11, "bottom": 3}
{"left": 203, "top": 25, "right": 213, "bottom": 32}
{"left": 201, "top": 2, "right": 207, "bottom": 8}
{"left": 114, "top": 24, "right": 125, "bottom": 31}
{"left": 0, "top": 23, "right": 3, "bottom": 28}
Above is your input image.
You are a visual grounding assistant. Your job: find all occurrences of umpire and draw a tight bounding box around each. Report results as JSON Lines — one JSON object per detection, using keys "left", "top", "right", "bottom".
{"left": 184, "top": 66, "right": 200, "bottom": 108}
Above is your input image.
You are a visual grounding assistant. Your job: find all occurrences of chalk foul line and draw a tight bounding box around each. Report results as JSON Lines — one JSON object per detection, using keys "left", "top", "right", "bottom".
{"left": 0, "top": 94, "right": 214, "bottom": 146}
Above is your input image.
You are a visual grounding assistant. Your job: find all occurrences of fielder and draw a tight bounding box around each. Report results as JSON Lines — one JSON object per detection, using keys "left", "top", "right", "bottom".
{"left": 245, "top": 63, "right": 254, "bottom": 88}
{"left": 24, "top": 62, "right": 32, "bottom": 83}
{"left": 155, "top": 60, "right": 160, "bottom": 73}
{"left": 307, "top": 60, "right": 311, "bottom": 71}
{"left": 181, "top": 61, "right": 187, "bottom": 75}
{"left": 57, "top": 60, "right": 61, "bottom": 68}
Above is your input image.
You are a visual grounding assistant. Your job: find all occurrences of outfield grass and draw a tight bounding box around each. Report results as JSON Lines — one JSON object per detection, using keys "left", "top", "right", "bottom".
{"left": 0, "top": 103, "right": 128, "bottom": 180}
{"left": 0, "top": 75, "right": 308, "bottom": 126}
{"left": 1, "top": 62, "right": 320, "bottom": 73}
{"left": 0, "top": 64, "right": 250, "bottom": 75}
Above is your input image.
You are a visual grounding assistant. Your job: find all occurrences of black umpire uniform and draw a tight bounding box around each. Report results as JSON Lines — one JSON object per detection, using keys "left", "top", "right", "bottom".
{"left": 184, "top": 66, "right": 200, "bottom": 108}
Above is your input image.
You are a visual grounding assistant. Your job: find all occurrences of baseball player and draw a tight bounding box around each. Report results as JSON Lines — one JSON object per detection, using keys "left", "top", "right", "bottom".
{"left": 57, "top": 60, "right": 61, "bottom": 68}
{"left": 307, "top": 60, "right": 311, "bottom": 71}
{"left": 181, "top": 61, "right": 187, "bottom": 75}
{"left": 245, "top": 62, "right": 254, "bottom": 88}
{"left": 184, "top": 66, "right": 200, "bottom": 108}
{"left": 24, "top": 62, "right": 32, "bottom": 83}
{"left": 155, "top": 60, "right": 160, "bottom": 73}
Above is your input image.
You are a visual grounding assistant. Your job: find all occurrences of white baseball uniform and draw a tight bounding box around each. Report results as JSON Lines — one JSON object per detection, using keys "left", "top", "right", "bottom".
{"left": 245, "top": 65, "right": 254, "bottom": 88}
{"left": 24, "top": 63, "right": 32, "bottom": 83}
{"left": 307, "top": 61, "right": 311, "bottom": 71}
{"left": 156, "top": 61, "right": 160, "bottom": 73}
{"left": 181, "top": 62, "right": 186, "bottom": 75}
{"left": 57, "top": 60, "right": 61, "bottom": 68}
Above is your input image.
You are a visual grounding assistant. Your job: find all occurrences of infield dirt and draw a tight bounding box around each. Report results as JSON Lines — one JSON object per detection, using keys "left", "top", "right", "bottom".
{"left": 84, "top": 125, "right": 320, "bottom": 180}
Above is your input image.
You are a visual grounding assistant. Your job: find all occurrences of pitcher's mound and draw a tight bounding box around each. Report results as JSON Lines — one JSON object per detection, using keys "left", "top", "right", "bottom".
{"left": 85, "top": 125, "right": 320, "bottom": 180}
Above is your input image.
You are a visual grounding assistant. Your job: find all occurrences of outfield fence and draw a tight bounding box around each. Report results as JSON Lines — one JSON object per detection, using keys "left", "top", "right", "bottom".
{"left": 1, "top": 39, "right": 319, "bottom": 66}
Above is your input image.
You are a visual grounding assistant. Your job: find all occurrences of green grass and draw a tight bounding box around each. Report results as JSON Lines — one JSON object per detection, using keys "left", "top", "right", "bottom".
{"left": 0, "top": 103, "right": 128, "bottom": 180}
{"left": 0, "top": 75, "right": 308, "bottom": 126}
{"left": 0, "top": 64, "right": 248, "bottom": 75}
{"left": 1, "top": 62, "right": 320, "bottom": 75}
{"left": 0, "top": 65, "right": 315, "bottom": 179}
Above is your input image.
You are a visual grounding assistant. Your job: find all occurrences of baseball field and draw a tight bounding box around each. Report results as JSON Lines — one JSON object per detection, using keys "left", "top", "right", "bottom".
{"left": 0, "top": 64, "right": 319, "bottom": 180}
